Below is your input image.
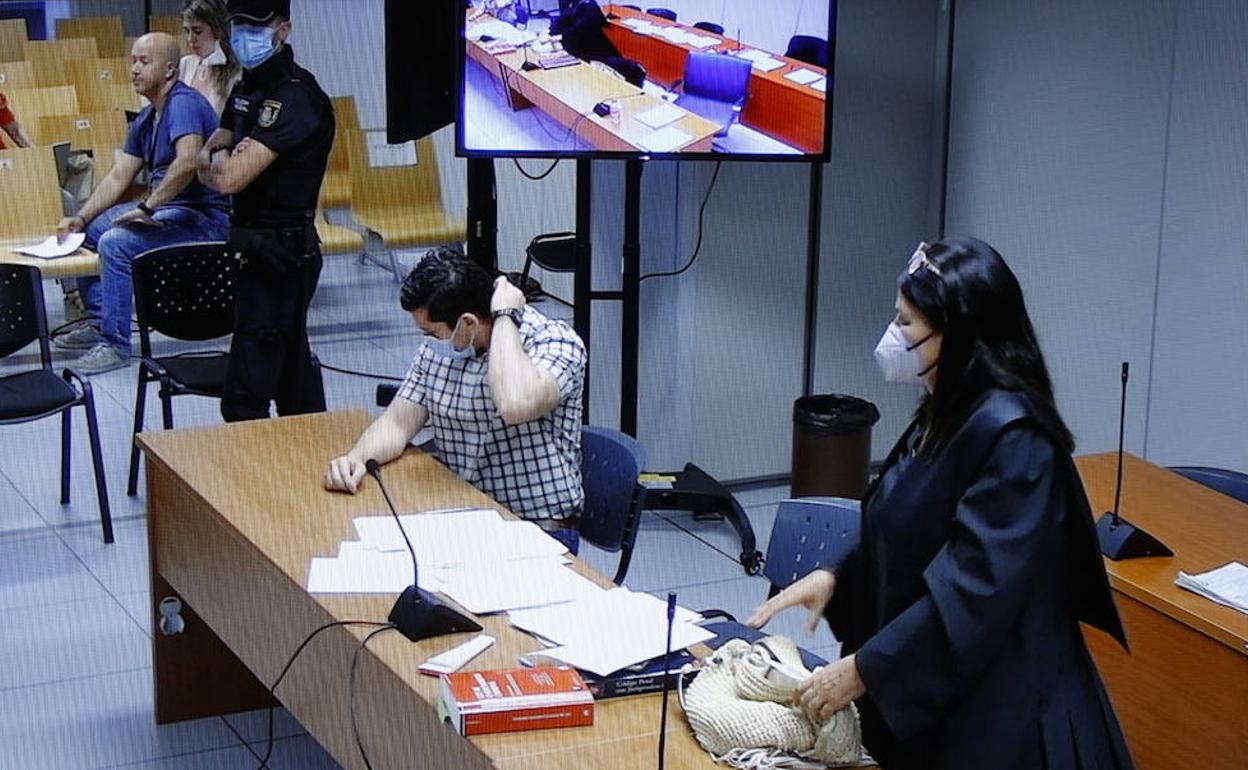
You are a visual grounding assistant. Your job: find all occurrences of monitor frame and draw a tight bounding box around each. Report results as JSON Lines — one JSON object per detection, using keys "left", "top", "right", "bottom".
{"left": 455, "top": 1, "right": 836, "bottom": 163}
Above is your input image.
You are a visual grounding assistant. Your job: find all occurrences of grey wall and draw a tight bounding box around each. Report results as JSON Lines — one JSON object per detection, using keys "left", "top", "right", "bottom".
{"left": 945, "top": 0, "right": 1248, "bottom": 471}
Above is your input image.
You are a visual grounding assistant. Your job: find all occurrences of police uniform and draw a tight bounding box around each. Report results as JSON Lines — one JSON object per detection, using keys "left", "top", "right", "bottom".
{"left": 219, "top": 0, "right": 334, "bottom": 422}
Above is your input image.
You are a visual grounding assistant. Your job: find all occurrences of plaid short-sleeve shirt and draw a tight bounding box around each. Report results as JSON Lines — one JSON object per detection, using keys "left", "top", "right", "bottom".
{"left": 397, "top": 306, "right": 586, "bottom": 521}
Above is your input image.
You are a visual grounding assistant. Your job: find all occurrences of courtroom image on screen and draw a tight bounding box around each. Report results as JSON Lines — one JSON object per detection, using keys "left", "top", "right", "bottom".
{"left": 460, "top": 0, "right": 834, "bottom": 158}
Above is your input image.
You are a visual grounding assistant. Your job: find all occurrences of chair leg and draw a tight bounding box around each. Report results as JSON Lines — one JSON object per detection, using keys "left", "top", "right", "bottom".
{"left": 60, "top": 409, "right": 72, "bottom": 504}
{"left": 387, "top": 249, "right": 402, "bottom": 283}
{"left": 80, "top": 389, "right": 114, "bottom": 544}
{"left": 128, "top": 367, "right": 149, "bottom": 496}
{"left": 160, "top": 379, "right": 174, "bottom": 431}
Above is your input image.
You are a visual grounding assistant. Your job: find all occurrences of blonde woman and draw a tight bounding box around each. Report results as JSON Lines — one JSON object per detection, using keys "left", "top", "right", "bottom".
{"left": 178, "top": 0, "right": 241, "bottom": 115}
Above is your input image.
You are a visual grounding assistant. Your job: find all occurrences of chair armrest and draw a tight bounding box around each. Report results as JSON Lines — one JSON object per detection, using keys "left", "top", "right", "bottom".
{"left": 697, "top": 608, "right": 738, "bottom": 623}
{"left": 61, "top": 366, "right": 92, "bottom": 393}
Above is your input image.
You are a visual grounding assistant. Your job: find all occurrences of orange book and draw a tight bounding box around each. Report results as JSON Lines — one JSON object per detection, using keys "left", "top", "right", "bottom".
{"left": 439, "top": 666, "right": 595, "bottom": 736}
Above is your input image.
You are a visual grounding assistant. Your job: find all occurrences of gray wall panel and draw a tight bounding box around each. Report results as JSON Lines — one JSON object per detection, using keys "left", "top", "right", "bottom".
{"left": 944, "top": 0, "right": 1174, "bottom": 455}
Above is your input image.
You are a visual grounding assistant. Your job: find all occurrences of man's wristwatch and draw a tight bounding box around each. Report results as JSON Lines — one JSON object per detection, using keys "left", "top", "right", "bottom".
{"left": 136, "top": 200, "right": 155, "bottom": 216}
{"left": 492, "top": 308, "right": 523, "bottom": 327}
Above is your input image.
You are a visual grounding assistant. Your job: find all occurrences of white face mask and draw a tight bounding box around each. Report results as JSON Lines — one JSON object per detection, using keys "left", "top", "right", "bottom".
{"left": 201, "top": 40, "right": 227, "bottom": 66}
{"left": 874, "top": 322, "right": 935, "bottom": 384}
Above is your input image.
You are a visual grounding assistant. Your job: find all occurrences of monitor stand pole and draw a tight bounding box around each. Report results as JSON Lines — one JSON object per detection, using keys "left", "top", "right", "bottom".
{"left": 466, "top": 157, "right": 498, "bottom": 271}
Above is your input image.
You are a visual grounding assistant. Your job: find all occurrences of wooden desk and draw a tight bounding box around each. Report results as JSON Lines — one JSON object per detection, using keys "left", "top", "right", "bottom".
{"left": 602, "top": 5, "right": 828, "bottom": 154}
{"left": 466, "top": 13, "right": 719, "bottom": 153}
{"left": 1075, "top": 453, "right": 1248, "bottom": 770}
{"left": 0, "top": 243, "right": 99, "bottom": 279}
{"left": 137, "top": 411, "right": 728, "bottom": 769}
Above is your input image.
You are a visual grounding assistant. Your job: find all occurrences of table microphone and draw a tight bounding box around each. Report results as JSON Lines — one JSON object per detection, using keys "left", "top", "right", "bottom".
{"left": 364, "top": 460, "right": 482, "bottom": 642}
{"left": 1093, "top": 363, "right": 1174, "bottom": 560}
{"left": 658, "top": 592, "right": 676, "bottom": 770}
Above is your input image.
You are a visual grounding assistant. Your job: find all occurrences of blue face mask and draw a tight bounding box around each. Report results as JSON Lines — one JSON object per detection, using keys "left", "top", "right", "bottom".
{"left": 426, "top": 319, "right": 477, "bottom": 360}
{"left": 231, "top": 24, "right": 277, "bottom": 70}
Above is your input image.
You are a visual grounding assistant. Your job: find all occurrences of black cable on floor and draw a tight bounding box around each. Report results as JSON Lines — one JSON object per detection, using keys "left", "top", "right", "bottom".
{"left": 317, "top": 361, "right": 404, "bottom": 383}
{"left": 350, "top": 624, "right": 399, "bottom": 770}
{"left": 253, "top": 620, "right": 392, "bottom": 770}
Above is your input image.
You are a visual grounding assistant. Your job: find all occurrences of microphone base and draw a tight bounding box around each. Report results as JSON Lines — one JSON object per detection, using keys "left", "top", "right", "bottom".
{"left": 388, "top": 586, "right": 482, "bottom": 643}
{"left": 1096, "top": 512, "right": 1174, "bottom": 560}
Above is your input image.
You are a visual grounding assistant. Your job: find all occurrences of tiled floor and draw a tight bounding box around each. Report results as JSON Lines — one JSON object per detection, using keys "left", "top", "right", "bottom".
{"left": 0, "top": 250, "right": 837, "bottom": 769}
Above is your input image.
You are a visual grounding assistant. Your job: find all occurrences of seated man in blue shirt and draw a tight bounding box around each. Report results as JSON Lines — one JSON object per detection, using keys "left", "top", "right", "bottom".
{"left": 325, "top": 249, "right": 587, "bottom": 550}
{"left": 55, "top": 32, "right": 230, "bottom": 375}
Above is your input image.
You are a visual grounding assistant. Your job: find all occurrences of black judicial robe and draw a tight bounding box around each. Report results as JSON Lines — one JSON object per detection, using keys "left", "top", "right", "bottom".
{"left": 825, "top": 389, "right": 1134, "bottom": 770}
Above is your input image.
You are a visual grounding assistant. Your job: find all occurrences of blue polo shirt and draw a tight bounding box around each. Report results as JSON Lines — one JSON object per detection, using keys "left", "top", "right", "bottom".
{"left": 123, "top": 80, "right": 228, "bottom": 212}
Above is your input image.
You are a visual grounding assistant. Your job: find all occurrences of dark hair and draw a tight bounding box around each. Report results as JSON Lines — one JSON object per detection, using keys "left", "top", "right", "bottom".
{"left": 900, "top": 236, "right": 1074, "bottom": 456}
{"left": 400, "top": 247, "right": 492, "bottom": 324}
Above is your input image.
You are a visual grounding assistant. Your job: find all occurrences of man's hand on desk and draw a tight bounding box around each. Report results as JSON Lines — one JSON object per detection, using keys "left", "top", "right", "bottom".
{"left": 56, "top": 215, "right": 85, "bottom": 244}
{"left": 326, "top": 454, "right": 368, "bottom": 493}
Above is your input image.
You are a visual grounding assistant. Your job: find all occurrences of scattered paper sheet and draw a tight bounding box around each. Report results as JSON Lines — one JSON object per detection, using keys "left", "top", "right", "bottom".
{"left": 431, "top": 558, "right": 604, "bottom": 615}
{"left": 733, "top": 49, "right": 770, "bottom": 63}
{"left": 687, "top": 35, "right": 721, "bottom": 49}
{"left": 14, "top": 233, "right": 85, "bottom": 259}
{"left": 752, "top": 57, "right": 785, "bottom": 72}
{"left": 784, "top": 68, "right": 821, "bottom": 85}
{"left": 639, "top": 125, "right": 694, "bottom": 153}
{"left": 636, "top": 103, "right": 685, "bottom": 129}
{"left": 1175, "top": 562, "right": 1248, "bottom": 614}
{"left": 511, "top": 588, "right": 713, "bottom": 676}
{"left": 353, "top": 509, "right": 569, "bottom": 568}
{"left": 307, "top": 541, "right": 444, "bottom": 594}
{"left": 811, "top": 77, "right": 827, "bottom": 92}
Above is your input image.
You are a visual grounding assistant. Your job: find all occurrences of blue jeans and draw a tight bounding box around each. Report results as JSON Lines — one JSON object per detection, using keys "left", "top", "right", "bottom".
{"left": 77, "top": 202, "right": 230, "bottom": 355}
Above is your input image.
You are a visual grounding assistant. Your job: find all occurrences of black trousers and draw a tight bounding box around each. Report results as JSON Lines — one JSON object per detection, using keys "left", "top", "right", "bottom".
{"left": 220, "top": 246, "right": 325, "bottom": 422}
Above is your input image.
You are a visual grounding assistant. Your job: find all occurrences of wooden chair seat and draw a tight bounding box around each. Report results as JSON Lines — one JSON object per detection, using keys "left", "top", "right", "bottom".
{"left": 23, "top": 38, "right": 99, "bottom": 87}
{"left": 319, "top": 96, "right": 361, "bottom": 209}
{"left": 315, "top": 214, "right": 365, "bottom": 255}
{"left": 0, "top": 18, "right": 27, "bottom": 63}
{"left": 347, "top": 131, "right": 466, "bottom": 250}
{"left": 4, "top": 87, "right": 81, "bottom": 135}
{"left": 56, "top": 16, "right": 127, "bottom": 59}
{"left": 0, "top": 61, "right": 37, "bottom": 90}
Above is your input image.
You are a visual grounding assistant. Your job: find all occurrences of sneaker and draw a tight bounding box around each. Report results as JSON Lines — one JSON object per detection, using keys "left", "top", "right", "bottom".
{"left": 73, "top": 343, "right": 130, "bottom": 375}
{"left": 53, "top": 323, "right": 104, "bottom": 351}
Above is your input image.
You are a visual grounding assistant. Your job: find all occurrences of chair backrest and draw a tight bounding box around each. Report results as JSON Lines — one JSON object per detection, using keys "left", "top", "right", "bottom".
{"left": 0, "top": 263, "right": 50, "bottom": 366}
{"left": 1168, "top": 466, "right": 1248, "bottom": 506}
{"left": 692, "top": 21, "right": 724, "bottom": 36}
{"left": 348, "top": 130, "right": 454, "bottom": 225}
{"left": 763, "top": 498, "right": 861, "bottom": 592}
{"left": 68, "top": 57, "right": 143, "bottom": 112}
{"left": 319, "top": 95, "right": 362, "bottom": 208}
{"left": 3, "top": 87, "right": 81, "bottom": 136}
{"left": 682, "top": 51, "right": 752, "bottom": 103}
{"left": 147, "top": 15, "right": 192, "bottom": 56}
{"left": 0, "top": 18, "right": 28, "bottom": 63}
{"left": 23, "top": 38, "right": 99, "bottom": 87}
{"left": 0, "top": 146, "right": 64, "bottom": 240}
{"left": 36, "top": 109, "right": 127, "bottom": 148}
{"left": 785, "top": 34, "right": 829, "bottom": 69}
{"left": 132, "top": 243, "right": 238, "bottom": 354}
{"left": 0, "top": 60, "right": 37, "bottom": 90}
{"left": 56, "top": 15, "right": 127, "bottom": 58}
{"left": 579, "top": 425, "right": 646, "bottom": 552}
{"left": 647, "top": 8, "right": 678, "bottom": 22}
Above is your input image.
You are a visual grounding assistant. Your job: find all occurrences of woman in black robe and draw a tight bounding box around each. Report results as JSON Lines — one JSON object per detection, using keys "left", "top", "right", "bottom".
{"left": 748, "top": 237, "right": 1134, "bottom": 770}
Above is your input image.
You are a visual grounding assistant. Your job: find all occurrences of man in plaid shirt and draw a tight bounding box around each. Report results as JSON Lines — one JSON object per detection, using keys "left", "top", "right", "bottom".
{"left": 326, "top": 249, "right": 586, "bottom": 547}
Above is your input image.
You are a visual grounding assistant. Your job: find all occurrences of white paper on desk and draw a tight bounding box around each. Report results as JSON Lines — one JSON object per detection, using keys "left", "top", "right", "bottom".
{"left": 636, "top": 103, "right": 684, "bottom": 129}
{"left": 354, "top": 510, "right": 569, "bottom": 567}
{"left": 15, "top": 233, "right": 85, "bottom": 258}
{"left": 687, "top": 35, "right": 720, "bottom": 49}
{"left": 1176, "top": 561, "right": 1248, "bottom": 614}
{"left": 733, "top": 49, "right": 770, "bottom": 63}
{"left": 467, "top": 19, "right": 536, "bottom": 46}
{"left": 639, "top": 125, "right": 693, "bottom": 153}
{"left": 751, "top": 57, "right": 785, "bottom": 73}
{"left": 622, "top": 18, "right": 656, "bottom": 33}
{"left": 431, "top": 557, "right": 603, "bottom": 615}
{"left": 810, "top": 77, "right": 827, "bottom": 92}
{"left": 307, "top": 541, "right": 444, "bottom": 593}
{"left": 511, "top": 588, "right": 713, "bottom": 676}
{"left": 784, "top": 68, "right": 821, "bottom": 85}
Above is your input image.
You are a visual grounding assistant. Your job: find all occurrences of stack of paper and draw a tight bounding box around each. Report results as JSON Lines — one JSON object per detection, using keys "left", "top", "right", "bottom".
{"left": 638, "top": 125, "right": 693, "bottom": 153}
{"left": 1175, "top": 562, "right": 1248, "bottom": 614}
{"left": 784, "top": 68, "right": 822, "bottom": 86}
{"left": 511, "top": 588, "right": 714, "bottom": 676}
{"left": 811, "top": 77, "right": 827, "bottom": 92}
{"left": 431, "top": 558, "right": 603, "bottom": 615}
{"left": 635, "top": 103, "right": 685, "bottom": 129}
{"left": 354, "top": 508, "right": 568, "bottom": 568}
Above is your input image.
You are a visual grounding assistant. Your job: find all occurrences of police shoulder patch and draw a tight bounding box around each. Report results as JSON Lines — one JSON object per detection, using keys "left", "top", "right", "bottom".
{"left": 258, "top": 99, "right": 283, "bottom": 128}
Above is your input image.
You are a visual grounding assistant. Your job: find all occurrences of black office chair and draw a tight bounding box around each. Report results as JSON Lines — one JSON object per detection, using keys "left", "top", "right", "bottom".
{"left": 0, "top": 265, "right": 113, "bottom": 543}
{"left": 126, "top": 243, "right": 238, "bottom": 496}
{"left": 515, "top": 231, "right": 578, "bottom": 302}
{"left": 698, "top": 497, "right": 860, "bottom": 667}
{"left": 1168, "top": 466, "right": 1248, "bottom": 506}
{"left": 692, "top": 21, "right": 724, "bottom": 35}
{"left": 647, "top": 8, "right": 677, "bottom": 22}
{"left": 579, "top": 425, "right": 647, "bottom": 585}
{"left": 785, "top": 34, "right": 830, "bottom": 68}
{"left": 621, "top": 4, "right": 641, "bottom": 10}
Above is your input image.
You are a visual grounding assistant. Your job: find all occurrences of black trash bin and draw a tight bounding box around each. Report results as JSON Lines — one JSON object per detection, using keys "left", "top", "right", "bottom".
{"left": 791, "top": 394, "right": 880, "bottom": 499}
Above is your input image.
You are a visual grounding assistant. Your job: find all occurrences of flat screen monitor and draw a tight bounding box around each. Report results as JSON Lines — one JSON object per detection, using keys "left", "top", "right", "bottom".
{"left": 458, "top": 1, "right": 836, "bottom": 161}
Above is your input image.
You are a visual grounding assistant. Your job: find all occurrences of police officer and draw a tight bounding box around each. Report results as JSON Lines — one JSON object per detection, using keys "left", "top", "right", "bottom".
{"left": 197, "top": 0, "right": 334, "bottom": 422}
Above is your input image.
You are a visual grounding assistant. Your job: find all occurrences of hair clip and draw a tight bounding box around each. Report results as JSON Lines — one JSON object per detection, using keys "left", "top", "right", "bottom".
{"left": 906, "top": 241, "right": 941, "bottom": 277}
